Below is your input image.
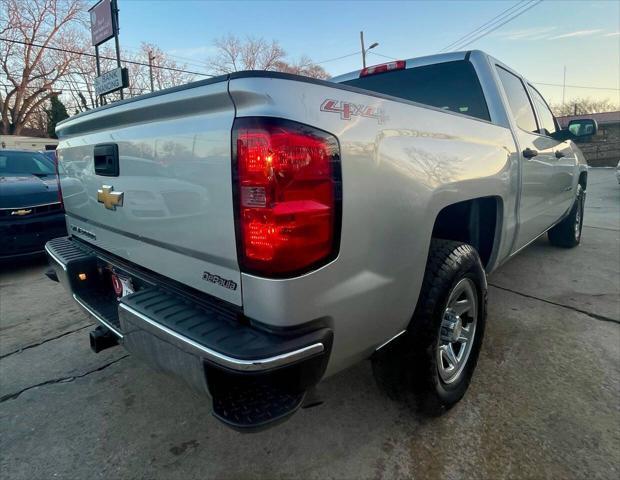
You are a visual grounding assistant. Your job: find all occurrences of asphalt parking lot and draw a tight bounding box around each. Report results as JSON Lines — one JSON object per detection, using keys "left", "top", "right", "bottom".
{"left": 1, "top": 168, "right": 618, "bottom": 480}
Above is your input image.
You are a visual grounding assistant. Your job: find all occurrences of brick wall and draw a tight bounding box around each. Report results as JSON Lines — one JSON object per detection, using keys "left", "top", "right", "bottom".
{"left": 573, "top": 122, "right": 620, "bottom": 167}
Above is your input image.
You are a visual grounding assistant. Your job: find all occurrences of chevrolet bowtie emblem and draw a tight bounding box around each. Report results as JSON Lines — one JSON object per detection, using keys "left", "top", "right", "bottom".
{"left": 11, "top": 209, "right": 32, "bottom": 216}
{"left": 97, "top": 185, "right": 124, "bottom": 210}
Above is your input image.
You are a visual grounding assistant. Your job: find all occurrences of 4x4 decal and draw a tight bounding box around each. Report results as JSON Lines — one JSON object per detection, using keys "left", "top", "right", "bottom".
{"left": 321, "top": 99, "right": 387, "bottom": 124}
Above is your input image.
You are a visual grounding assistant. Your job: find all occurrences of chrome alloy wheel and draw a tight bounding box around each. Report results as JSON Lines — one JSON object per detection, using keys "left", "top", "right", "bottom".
{"left": 574, "top": 191, "right": 584, "bottom": 240}
{"left": 436, "top": 278, "right": 478, "bottom": 384}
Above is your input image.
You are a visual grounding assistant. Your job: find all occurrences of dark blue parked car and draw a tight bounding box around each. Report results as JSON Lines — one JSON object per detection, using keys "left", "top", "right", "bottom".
{"left": 0, "top": 150, "right": 67, "bottom": 258}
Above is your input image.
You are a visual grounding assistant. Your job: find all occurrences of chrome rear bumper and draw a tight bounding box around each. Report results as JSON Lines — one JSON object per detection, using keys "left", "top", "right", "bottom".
{"left": 45, "top": 236, "right": 333, "bottom": 429}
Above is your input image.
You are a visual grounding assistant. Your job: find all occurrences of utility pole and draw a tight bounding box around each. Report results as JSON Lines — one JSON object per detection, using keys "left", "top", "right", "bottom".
{"left": 562, "top": 65, "right": 566, "bottom": 107}
{"left": 148, "top": 51, "right": 155, "bottom": 92}
{"left": 95, "top": 44, "right": 103, "bottom": 106}
{"left": 360, "top": 31, "right": 366, "bottom": 69}
{"left": 112, "top": 0, "right": 123, "bottom": 99}
{"left": 359, "top": 31, "right": 379, "bottom": 69}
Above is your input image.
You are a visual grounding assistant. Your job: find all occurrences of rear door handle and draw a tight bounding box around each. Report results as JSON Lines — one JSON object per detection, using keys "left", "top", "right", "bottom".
{"left": 555, "top": 151, "right": 565, "bottom": 159}
{"left": 523, "top": 148, "right": 538, "bottom": 159}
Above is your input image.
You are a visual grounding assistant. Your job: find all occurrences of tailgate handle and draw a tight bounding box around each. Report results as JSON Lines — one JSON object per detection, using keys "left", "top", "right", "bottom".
{"left": 94, "top": 144, "right": 119, "bottom": 177}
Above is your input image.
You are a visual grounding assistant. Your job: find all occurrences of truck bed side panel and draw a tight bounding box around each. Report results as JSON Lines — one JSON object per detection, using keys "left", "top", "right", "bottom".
{"left": 229, "top": 76, "right": 518, "bottom": 374}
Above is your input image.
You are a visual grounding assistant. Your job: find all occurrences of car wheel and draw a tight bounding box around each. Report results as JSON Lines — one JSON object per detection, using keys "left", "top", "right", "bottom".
{"left": 372, "top": 239, "right": 487, "bottom": 414}
{"left": 548, "top": 183, "right": 585, "bottom": 248}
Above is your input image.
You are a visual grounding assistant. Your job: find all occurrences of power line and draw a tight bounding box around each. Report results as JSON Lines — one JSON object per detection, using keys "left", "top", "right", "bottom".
{"left": 1, "top": 73, "right": 139, "bottom": 92}
{"left": 2, "top": 36, "right": 358, "bottom": 76}
{"left": 3, "top": 72, "right": 96, "bottom": 88}
{"left": 450, "top": 0, "right": 543, "bottom": 51}
{"left": 369, "top": 51, "right": 398, "bottom": 61}
{"left": 533, "top": 82, "right": 619, "bottom": 91}
{"left": 0, "top": 82, "right": 150, "bottom": 94}
{"left": 440, "top": 0, "right": 528, "bottom": 52}
{"left": 121, "top": 43, "right": 213, "bottom": 71}
{"left": 0, "top": 82, "right": 91, "bottom": 94}
{"left": 456, "top": 1, "right": 544, "bottom": 51}
{"left": 441, "top": 0, "right": 543, "bottom": 52}
{"left": 0, "top": 38, "right": 213, "bottom": 77}
{"left": 6, "top": 75, "right": 615, "bottom": 94}
{"left": 315, "top": 51, "right": 361, "bottom": 65}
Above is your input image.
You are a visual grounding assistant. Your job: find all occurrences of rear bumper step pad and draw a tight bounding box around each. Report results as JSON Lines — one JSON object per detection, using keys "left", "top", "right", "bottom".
{"left": 120, "top": 289, "right": 329, "bottom": 372}
{"left": 45, "top": 236, "right": 332, "bottom": 430}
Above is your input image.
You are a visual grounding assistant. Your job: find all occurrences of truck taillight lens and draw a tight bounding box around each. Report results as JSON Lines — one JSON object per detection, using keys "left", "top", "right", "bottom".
{"left": 233, "top": 117, "right": 341, "bottom": 276}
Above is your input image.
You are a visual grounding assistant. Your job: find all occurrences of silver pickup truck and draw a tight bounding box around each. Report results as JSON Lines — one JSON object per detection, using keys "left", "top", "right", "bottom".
{"left": 46, "top": 50, "right": 595, "bottom": 430}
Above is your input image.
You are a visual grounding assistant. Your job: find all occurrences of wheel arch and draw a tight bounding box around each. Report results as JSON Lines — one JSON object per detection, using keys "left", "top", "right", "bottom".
{"left": 430, "top": 196, "right": 503, "bottom": 271}
{"left": 578, "top": 170, "right": 587, "bottom": 190}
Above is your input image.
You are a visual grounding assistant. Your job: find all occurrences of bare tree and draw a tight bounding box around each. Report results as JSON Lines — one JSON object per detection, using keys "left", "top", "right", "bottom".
{"left": 60, "top": 41, "right": 197, "bottom": 113}
{"left": 210, "top": 34, "right": 241, "bottom": 73}
{"left": 210, "top": 35, "right": 285, "bottom": 74}
{"left": 62, "top": 36, "right": 113, "bottom": 112}
{"left": 209, "top": 34, "right": 328, "bottom": 79}
{"left": 551, "top": 97, "right": 619, "bottom": 117}
{"left": 0, "top": 0, "right": 85, "bottom": 134}
{"left": 23, "top": 102, "right": 47, "bottom": 133}
{"left": 274, "top": 55, "right": 330, "bottom": 80}
{"left": 127, "top": 43, "right": 196, "bottom": 94}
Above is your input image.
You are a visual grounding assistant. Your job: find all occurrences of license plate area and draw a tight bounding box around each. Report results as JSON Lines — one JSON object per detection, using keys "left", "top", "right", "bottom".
{"left": 110, "top": 271, "right": 135, "bottom": 299}
{"left": 103, "top": 262, "right": 156, "bottom": 302}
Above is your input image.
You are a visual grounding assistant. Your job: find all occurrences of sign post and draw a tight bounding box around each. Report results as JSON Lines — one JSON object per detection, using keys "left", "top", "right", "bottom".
{"left": 89, "top": 0, "right": 128, "bottom": 104}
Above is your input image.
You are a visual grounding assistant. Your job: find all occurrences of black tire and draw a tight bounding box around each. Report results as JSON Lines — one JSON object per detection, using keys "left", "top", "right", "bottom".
{"left": 372, "top": 239, "right": 487, "bottom": 414}
{"left": 548, "top": 184, "right": 585, "bottom": 248}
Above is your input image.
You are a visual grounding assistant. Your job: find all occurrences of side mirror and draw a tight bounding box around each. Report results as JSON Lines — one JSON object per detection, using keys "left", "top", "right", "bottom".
{"left": 567, "top": 118, "right": 598, "bottom": 138}
{"left": 551, "top": 118, "right": 598, "bottom": 142}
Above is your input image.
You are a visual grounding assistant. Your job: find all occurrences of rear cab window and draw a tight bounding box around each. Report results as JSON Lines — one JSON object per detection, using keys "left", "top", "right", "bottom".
{"left": 340, "top": 60, "right": 491, "bottom": 122}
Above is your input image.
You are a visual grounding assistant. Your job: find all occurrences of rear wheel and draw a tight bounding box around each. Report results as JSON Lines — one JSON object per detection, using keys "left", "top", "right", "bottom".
{"left": 548, "top": 184, "right": 585, "bottom": 248}
{"left": 436, "top": 277, "right": 479, "bottom": 386}
{"left": 372, "top": 239, "right": 487, "bottom": 413}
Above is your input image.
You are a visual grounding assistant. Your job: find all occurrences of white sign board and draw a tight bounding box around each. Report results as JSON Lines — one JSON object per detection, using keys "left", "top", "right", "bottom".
{"left": 94, "top": 67, "right": 125, "bottom": 96}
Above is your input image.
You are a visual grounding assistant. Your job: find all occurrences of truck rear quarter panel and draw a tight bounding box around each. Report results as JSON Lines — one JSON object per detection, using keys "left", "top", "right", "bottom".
{"left": 230, "top": 76, "right": 518, "bottom": 375}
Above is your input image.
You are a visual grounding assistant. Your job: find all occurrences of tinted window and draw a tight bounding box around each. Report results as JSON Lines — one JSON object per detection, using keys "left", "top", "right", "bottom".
{"left": 528, "top": 85, "right": 557, "bottom": 135}
{"left": 0, "top": 151, "right": 56, "bottom": 175}
{"left": 496, "top": 66, "right": 538, "bottom": 132}
{"left": 341, "top": 60, "right": 490, "bottom": 121}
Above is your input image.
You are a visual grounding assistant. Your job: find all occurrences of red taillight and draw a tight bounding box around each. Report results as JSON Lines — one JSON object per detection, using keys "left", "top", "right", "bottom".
{"left": 233, "top": 118, "right": 341, "bottom": 276}
{"left": 360, "top": 60, "right": 406, "bottom": 77}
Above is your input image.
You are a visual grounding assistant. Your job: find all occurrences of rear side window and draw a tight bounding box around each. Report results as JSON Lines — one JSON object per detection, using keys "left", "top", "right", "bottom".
{"left": 341, "top": 60, "right": 491, "bottom": 121}
{"left": 496, "top": 66, "right": 538, "bottom": 133}
{"left": 528, "top": 85, "right": 558, "bottom": 136}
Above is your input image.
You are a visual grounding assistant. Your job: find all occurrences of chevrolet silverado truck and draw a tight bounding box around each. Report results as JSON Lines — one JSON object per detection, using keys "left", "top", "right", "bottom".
{"left": 45, "top": 50, "right": 595, "bottom": 430}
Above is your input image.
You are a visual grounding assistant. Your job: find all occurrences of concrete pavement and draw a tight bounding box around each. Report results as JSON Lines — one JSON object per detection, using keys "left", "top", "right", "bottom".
{"left": 1, "top": 168, "right": 618, "bottom": 479}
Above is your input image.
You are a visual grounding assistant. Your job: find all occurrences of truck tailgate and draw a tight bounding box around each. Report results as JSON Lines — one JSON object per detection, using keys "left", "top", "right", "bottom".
{"left": 56, "top": 79, "right": 242, "bottom": 305}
